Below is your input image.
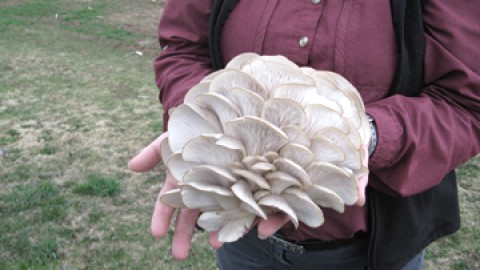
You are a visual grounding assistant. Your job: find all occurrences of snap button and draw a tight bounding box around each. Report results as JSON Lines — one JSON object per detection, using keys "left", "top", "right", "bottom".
{"left": 299, "top": 36, "right": 309, "bottom": 48}
{"left": 312, "top": 0, "right": 321, "bottom": 4}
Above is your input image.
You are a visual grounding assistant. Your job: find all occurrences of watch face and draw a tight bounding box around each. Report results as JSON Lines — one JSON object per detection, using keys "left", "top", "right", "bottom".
{"left": 368, "top": 117, "right": 377, "bottom": 157}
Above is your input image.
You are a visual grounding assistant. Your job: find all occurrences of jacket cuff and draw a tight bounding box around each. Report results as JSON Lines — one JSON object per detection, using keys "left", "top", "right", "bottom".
{"left": 365, "top": 105, "right": 405, "bottom": 169}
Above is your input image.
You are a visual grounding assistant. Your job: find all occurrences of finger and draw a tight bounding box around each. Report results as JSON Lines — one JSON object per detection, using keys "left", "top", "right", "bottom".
{"left": 208, "top": 231, "right": 223, "bottom": 249}
{"left": 355, "top": 174, "right": 368, "bottom": 206}
{"left": 171, "top": 208, "right": 200, "bottom": 260}
{"left": 355, "top": 144, "right": 369, "bottom": 206}
{"left": 151, "top": 173, "right": 178, "bottom": 238}
{"left": 257, "top": 213, "right": 290, "bottom": 239}
{"left": 128, "top": 132, "right": 168, "bottom": 172}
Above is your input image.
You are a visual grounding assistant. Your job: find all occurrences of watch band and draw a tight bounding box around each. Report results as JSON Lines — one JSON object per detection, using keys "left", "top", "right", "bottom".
{"left": 367, "top": 114, "right": 377, "bottom": 157}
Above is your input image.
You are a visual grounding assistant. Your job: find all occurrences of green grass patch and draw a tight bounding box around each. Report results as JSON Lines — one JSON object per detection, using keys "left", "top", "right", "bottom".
{"left": 0, "top": 231, "right": 61, "bottom": 270}
{"left": 0, "top": 16, "right": 26, "bottom": 31}
{"left": 64, "top": 116, "right": 85, "bottom": 131}
{"left": 456, "top": 158, "right": 479, "bottom": 183}
{"left": 88, "top": 208, "right": 104, "bottom": 224}
{"left": 57, "top": 3, "right": 140, "bottom": 41}
{"left": 59, "top": 21, "right": 137, "bottom": 41}
{"left": 0, "top": 2, "right": 58, "bottom": 18}
{"left": 2, "top": 164, "right": 32, "bottom": 183}
{"left": 0, "top": 181, "right": 67, "bottom": 269}
{"left": 0, "top": 128, "right": 21, "bottom": 146}
{"left": 1, "top": 181, "right": 67, "bottom": 218}
{"left": 0, "top": 105, "right": 17, "bottom": 117}
{"left": 40, "top": 145, "right": 57, "bottom": 155}
{"left": 62, "top": 5, "right": 104, "bottom": 22}
{"left": 0, "top": 0, "right": 139, "bottom": 43}
{"left": 74, "top": 174, "right": 120, "bottom": 197}
{"left": 40, "top": 129, "right": 55, "bottom": 142}
{"left": 2, "top": 148, "right": 22, "bottom": 161}
{"left": 0, "top": 1, "right": 58, "bottom": 33}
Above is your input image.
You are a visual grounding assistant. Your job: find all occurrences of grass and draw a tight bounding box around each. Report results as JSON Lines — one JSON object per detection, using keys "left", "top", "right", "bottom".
{"left": 73, "top": 174, "right": 120, "bottom": 197}
{"left": 0, "top": 0, "right": 214, "bottom": 269}
{"left": 0, "top": 181, "right": 67, "bottom": 268}
{"left": 0, "top": 0, "right": 478, "bottom": 269}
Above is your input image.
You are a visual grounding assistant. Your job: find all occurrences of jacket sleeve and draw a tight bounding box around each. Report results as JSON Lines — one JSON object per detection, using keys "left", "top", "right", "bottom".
{"left": 154, "top": 1, "right": 214, "bottom": 129}
{"left": 366, "top": 0, "right": 480, "bottom": 197}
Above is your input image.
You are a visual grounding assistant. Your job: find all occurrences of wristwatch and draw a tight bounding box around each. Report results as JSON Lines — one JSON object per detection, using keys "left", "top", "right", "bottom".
{"left": 367, "top": 114, "right": 377, "bottom": 157}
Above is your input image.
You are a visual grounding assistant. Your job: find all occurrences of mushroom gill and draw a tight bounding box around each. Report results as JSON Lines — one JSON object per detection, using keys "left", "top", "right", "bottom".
{"left": 160, "top": 53, "right": 370, "bottom": 243}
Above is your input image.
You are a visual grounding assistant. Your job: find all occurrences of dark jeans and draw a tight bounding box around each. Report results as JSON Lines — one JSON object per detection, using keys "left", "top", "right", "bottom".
{"left": 216, "top": 228, "right": 424, "bottom": 270}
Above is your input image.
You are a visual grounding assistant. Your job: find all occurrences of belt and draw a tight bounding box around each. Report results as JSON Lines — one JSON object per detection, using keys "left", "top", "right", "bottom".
{"left": 266, "top": 232, "right": 368, "bottom": 255}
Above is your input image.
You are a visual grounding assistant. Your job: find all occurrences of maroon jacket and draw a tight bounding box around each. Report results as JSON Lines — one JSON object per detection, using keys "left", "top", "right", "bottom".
{"left": 153, "top": 0, "right": 480, "bottom": 254}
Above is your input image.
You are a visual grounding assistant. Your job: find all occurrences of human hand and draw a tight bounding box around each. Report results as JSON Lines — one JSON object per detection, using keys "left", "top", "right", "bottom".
{"left": 129, "top": 132, "right": 365, "bottom": 258}
{"left": 128, "top": 133, "right": 222, "bottom": 260}
{"left": 354, "top": 144, "right": 369, "bottom": 206}
{"left": 129, "top": 132, "right": 292, "bottom": 258}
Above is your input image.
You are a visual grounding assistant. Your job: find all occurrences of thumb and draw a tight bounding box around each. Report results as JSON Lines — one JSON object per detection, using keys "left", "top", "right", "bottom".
{"left": 355, "top": 144, "right": 369, "bottom": 206}
{"left": 355, "top": 174, "right": 368, "bottom": 206}
{"left": 257, "top": 213, "right": 290, "bottom": 239}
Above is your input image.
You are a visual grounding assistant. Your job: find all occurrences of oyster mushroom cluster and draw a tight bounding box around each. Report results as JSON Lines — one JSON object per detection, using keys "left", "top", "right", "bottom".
{"left": 159, "top": 53, "right": 370, "bottom": 243}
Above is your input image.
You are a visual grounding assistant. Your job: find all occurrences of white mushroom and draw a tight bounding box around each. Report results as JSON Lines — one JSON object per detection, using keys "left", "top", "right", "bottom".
{"left": 224, "top": 116, "right": 289, "bottom": 156}
{"left": 306, "top": 162, "right": 358, "bottom": 205}
{"left": 261, "top": 98, "right": 306, "bottom": 128}
{"left": 197, "top": 209, "right": 256, "bottom": 243}
{"left": 159, "top": 53, "right": 370, "bottom": 243}
{"left": 167, "top": 104, "right": 221, "bottom": 153}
